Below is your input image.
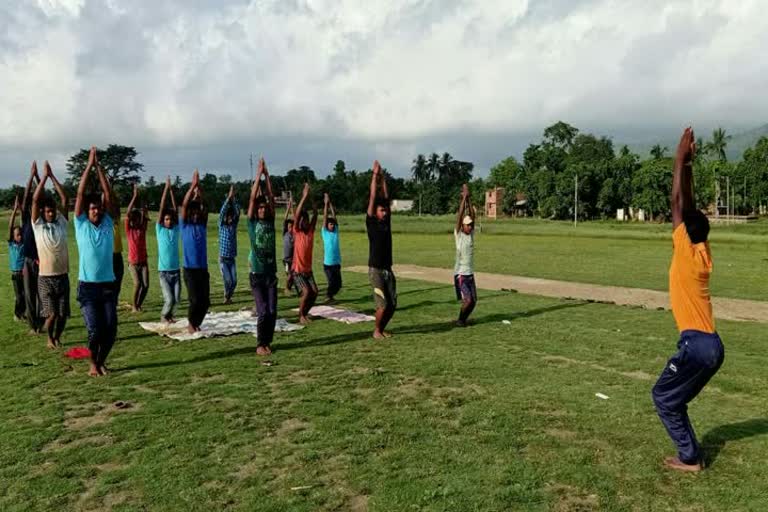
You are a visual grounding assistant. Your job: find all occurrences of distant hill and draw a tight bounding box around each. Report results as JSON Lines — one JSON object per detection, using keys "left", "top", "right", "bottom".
{"left": 622, "top": 124, "right": 768, "bottom": 161}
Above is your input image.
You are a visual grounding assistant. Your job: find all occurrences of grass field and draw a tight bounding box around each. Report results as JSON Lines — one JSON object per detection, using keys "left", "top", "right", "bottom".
{"left": 1, "top": 214, "right": 767, "bottom": 511}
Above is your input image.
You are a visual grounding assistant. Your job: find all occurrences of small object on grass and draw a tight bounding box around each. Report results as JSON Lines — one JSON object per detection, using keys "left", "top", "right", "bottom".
{"left": 261, "top": 360, "right": 274, "bottom": 367}
{"left": 595, "top": 393, "right": 610, "bottom": 400}
{"left": 290, "top": 485, "right": 315, "bottom": 491}
{"left": 502, "top": 320, "right": 512, "bottom": 325}
{"left": 65, "top": 347, "right": 91, "bottom": 359}
{"left": 113, "top": 401, "right": 132, "bottom": 410}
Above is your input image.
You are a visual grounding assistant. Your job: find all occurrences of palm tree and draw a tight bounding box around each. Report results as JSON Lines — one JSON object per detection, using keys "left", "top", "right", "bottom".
{"left": 411, "top": 154, "right": 428, "bottom": 216}
{"left": 650, "top": 144, "right": 668, "bottom": 160}
{"left": 427, "top": 153, "right": 440, "bottom": 182}
{"left": 709, "top": 127, "right": 731, "bottom": 162}
{"left": 438, "top": 152, "right": 454, "bottom": 180}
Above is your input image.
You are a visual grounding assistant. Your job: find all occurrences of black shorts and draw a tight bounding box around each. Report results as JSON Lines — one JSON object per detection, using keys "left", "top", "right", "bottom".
{"left": 369, "top": 267, "right": 397, "bottom": 309}
{"left": 38, "top": 274, "right": 71, "bottom": 318}
{"left": 454, "top": 274, "right": 477, "bottom": 302}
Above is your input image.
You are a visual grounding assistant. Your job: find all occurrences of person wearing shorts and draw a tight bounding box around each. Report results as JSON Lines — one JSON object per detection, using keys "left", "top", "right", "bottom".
{"left": 32, "top": 161, "right": 71, "bottom": 349}
{"left": 366, "top": 160, "right": 396, "bottom": 339}
{"left": 292, "top": 183, "right": 318, "bottom": 325}
{"left": 453, "top": 184, "right": 477, "bottom": 327}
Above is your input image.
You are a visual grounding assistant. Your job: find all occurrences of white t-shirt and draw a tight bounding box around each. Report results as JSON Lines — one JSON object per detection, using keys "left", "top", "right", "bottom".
{"left": 33, "top": 215, "right": 69, "bottom": 276}
{"left": 454, "top": 229, "right": 474, "bottom": 275}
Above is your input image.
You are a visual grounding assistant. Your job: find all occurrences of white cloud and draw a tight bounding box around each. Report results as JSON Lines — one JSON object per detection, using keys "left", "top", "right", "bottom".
{"left": 1, "top": 0, "right": 767, "bottom": 181}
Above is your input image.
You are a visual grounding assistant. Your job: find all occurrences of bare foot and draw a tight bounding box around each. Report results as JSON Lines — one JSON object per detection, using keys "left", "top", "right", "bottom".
{"left": 131, "top": 306, "right": 139, "bottom": 313}
{"left": 324, "top": 297, "right": 336, "bottom": 305}
{"left": 169, "top": 317, "right": 178, "bottom": 324}
{"left": 88, "top": 364, "right": 100, "bottom": 377}
{"left": 99, "top": 365, "right": 109, "bottom": 376}
{"left": 663, "top": 456, "right": 702, "bottom": 472}
{"left": 372, "top": 330, "right": 385, "bottom": 339}
{"left": 47, "top": 339, "right": 56, "bottom": 350}
{"left": 187, "top": 325, "right": 196, "bottom": 334}
{"left": 224, "top": 298, "right": 232, "bottom": 305}
{"left": 299, "top": 316, "right": 311, "bottom": 325}
{"left": 382, "top": 331, "right": 393, "bottom": 338}
{"left": 256, "top": 346, "right": 269, "bottom": 356}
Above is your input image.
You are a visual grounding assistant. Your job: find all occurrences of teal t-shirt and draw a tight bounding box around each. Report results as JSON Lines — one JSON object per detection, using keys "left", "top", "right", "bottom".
{"left": 248, "top": 218, "right": 276, "bottom": 275}
{"left": 75, "top": 213, "right": 115, "bottom": 283}
{"left": 156, "top": 223, "right": 180, "bottom": 271}
{"left": 8, "top": 241, "right": 24, "bottom": 272}
{"left": 321, "top": 226, "right": 341, "bottom": 266}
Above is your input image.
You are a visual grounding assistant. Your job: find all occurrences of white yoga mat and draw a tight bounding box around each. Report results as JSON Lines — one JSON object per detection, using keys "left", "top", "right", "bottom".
{"left": 139, "top": 310, "right": 303, "bottom": 341}
{"left": 292, "top": 305, "right": 375, "bottom": 324}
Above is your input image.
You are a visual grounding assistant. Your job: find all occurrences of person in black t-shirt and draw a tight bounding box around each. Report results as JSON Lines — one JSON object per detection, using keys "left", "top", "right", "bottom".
{"left": 365, "top": 160, "right": 396, "bottom": 339}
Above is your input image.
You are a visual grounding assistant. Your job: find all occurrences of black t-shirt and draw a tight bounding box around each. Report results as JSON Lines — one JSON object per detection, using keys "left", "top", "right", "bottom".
{"left": 366, "top": 214, "right": 392, "bottom": 269}
{"left": 21, "top": 210, "right": 38, "bottom": 260}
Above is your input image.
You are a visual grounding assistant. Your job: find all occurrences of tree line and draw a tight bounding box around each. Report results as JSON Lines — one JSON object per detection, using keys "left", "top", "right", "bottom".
{"left": 2, "top": 122, "right": 767, "bottom": 219}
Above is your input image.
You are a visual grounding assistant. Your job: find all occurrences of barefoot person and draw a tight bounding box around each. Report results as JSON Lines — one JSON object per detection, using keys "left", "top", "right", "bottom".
{"left": 21, "top": 162, "right": 42, "bottom": 333}
{"left": 282, "top": 194, "right": 295, "bottom": 295}
{"left": 125, "top": 184, "right": 150, "bottom": 313}
{"left": 321, "top": 192, "right": 342, "bottom": 304}
{"left": 74, "top": 147, "right": 118, "bottom": 376}
{"left": 651, "top": 127, "right": 724, "bottom": 472}
{"left": 218, "top": 185, "right": 240, "bottom": 304}
{"left": 8, "top": 196, "right": 26, "bottom": 322}
{"left": 454, "top": 184, "right": 477, "bottom": 327}
{"left": 292, "top": 182, "right": 319, "bottom": 325}
{"left": 156, "top": 177, "right": 181, "bottom": 324}
{"left": 247, "top": 158, "right": 278, "bottom": 355}
{"left": 366, "top": 160, "right": 396, "bottom": 339}
{"left": 180, "top": 170, "right": 210, "bottom": 333}
{"left": 32, "top": 161, "right": 71, "bottom": 349}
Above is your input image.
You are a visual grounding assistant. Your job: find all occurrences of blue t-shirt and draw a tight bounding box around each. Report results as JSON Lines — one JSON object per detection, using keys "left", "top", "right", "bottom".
{"left": 8, "top": 241, "right": 24, "bottom": 272}
{"left": 75, "top": 213, "right": 115, "bottom": 283}
{"left": 321, "top": 226, "right": 341, "bottom": 266}
{"left": 156, "top": 223, "right": 180, "bottom": 271}
{"left": 180, "top": 219, "right": 207, "bottom": 269}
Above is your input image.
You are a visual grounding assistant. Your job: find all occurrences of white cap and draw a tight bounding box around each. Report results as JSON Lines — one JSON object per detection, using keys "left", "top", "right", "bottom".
{"left": 462, "top": 215, "right": 473, "bottom": 225}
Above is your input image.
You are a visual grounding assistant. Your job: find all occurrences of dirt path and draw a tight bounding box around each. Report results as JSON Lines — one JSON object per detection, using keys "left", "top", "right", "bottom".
{"left": 347, "top": 264, "right": 768, "bottom": 324}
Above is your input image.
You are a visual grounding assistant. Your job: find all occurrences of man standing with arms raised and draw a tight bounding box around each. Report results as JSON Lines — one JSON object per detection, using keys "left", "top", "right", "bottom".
{"left": 74, "top": 147, "right": 117, "bottom": 376}
{"left": 32, "top": 161, "right": 70, "bottom": 349}
{"left": 366, "top": 160, "right": 396, "bottom": 339}
{"left": 292, "top": 182, "right": 319, "bottom": 325}
{"left": 651, "top": 127, "right": 725, "bottom": 472}
{"left": 453, "top": 184, "right": 477, "bottom": 327}
{"left": 247, "top": 158, "right": 278, "bottom": 355}
{"left": 180, "top": 170, "right": 210, "bottom": 333}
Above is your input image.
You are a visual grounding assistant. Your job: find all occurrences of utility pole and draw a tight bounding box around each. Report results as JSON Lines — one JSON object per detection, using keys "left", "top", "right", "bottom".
{"left": 574, "top": 174, "right": 578, "bottom": 227}
{"left": 249, "top": 153, "right": 254, "bottom": 182}
{"left": 726, "top": 176, "right": 730, "bottom": 224}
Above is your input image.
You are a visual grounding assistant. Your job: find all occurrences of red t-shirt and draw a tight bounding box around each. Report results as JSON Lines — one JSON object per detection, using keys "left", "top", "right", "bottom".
{"left": 291, "top": 228, "right": 314, "bottom": 274}
{"left": 125, "top": 218, "right": 148, "bottom": 265}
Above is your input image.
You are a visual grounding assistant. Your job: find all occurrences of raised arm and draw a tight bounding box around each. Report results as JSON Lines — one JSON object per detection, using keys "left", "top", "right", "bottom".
{"left": 180, "top": 170, "right": 199, "bottom": 222}
{"left": 380, "top": 165, "right": 389, "bottom": 201}
{"left": 126, "top": 183, "right": 138, "bottom": 217}
{"left": 31, "top": 165, "right": 51, "bottom": 223}
{"left": 47, "top": 162, "right": 69, "bottom": 219}
{"left": 367, "top": 160, "right": 381, "bottom": 217}
{"left": 284, "top": 193, "right": 294, "bottom": 222}
{"left": 96, "top": 162, "right": 113, "bottom": 216}
{"left": 158, "top": 176, "right": 170, "bottom": 223}
{"left": 9, "top": 195, "right": 20, "bottom": 241}
{"left": 456, "top": 185, "right": 468, "bottom": 233}
{"left": 219, "top": 185, "right": 233, "bottom": 225}
{"left": 261, "top": 158, "right": 276, "bottom": 215}
{"left": 195, "top": 180, "right": 208, "bottom": 224}
{"left": 22, "top": 161, "right": 39, "bottom": 215}
{"left": 323, "top": 193, "right": 330, "bottom": 228}
{"left": 75, "top": 147, "right": 97, "bottom": 218}
{"left": 294, "top": 182, "right": 310, "bottom": 225}
{"left": 671, "top": 127, "right": 695, "bottom": 229}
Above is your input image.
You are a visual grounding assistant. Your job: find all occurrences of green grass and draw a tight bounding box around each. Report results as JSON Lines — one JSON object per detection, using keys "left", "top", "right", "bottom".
{"left": 1, "top": 214, "right": 767, "bottom": 511}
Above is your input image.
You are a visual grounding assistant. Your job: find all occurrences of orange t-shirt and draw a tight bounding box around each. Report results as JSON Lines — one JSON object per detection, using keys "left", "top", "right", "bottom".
{"left": 669, "top": 224, "right": 715, "bottom": 333}
{"left": 291, "top": 228, "right": 314, "bottom": 274}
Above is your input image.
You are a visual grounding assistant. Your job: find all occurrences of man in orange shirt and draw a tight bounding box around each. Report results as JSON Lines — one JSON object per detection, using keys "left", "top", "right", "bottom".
{"left": 292, "top": 182, "right": 318, "bottom": 325}
{"left": 651, "top": 127, "right": 725, "bottom": 472}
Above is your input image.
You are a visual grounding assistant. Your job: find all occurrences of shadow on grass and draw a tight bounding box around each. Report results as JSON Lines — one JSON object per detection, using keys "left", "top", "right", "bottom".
{"left": 702, "top": 418, "right": 768, "bottom": 467}
{"left": 117, "top": 301, "right": 590, "bottom": 371}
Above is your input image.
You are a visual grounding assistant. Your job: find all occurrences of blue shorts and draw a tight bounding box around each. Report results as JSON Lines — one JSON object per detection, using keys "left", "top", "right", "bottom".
{"left": 454, "top": 274, "right": 477, "bottom": 302}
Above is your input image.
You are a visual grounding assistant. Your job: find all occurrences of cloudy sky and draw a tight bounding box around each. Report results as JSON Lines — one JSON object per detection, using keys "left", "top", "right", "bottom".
{"left": 1, "top": 0, "right": 767, "bottom": 185}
